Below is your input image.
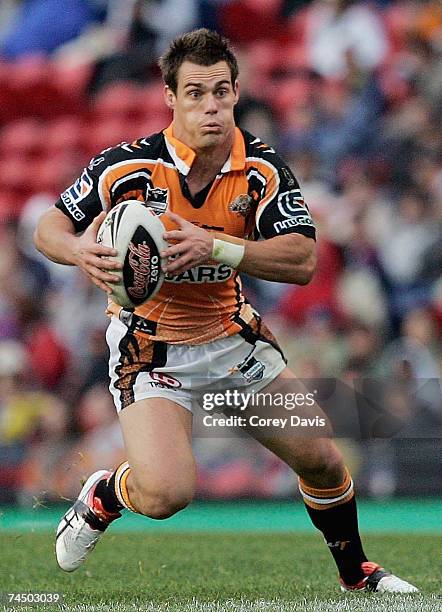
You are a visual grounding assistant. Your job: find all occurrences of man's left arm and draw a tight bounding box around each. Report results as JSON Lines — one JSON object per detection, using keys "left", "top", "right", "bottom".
{"left": 236, "top": 232, "right": 316, "bottom": 285}
{"left": 162, "top": 215, "right": 316, "bottom": 285}
{"left": 162, "top": 155, "right": 316, "bottom": 285}
{"left": 241, "top": 151, "right": 317, "bottom": 284}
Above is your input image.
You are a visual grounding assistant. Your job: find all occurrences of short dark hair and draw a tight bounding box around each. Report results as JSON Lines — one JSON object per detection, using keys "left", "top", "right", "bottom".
{"left": 159, "top": 29, "right": 239, "bottom": 94}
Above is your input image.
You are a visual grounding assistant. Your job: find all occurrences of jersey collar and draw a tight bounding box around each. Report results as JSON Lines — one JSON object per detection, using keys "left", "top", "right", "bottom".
{"left": 163, "top": 123, "right": 246, "bottom": 176}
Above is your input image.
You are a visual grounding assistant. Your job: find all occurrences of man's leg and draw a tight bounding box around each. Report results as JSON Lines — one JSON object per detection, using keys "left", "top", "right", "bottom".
{"left": 246, "top": 368, "right": 418, "bottom": 592}
{"left": 111, "top": 398, "right": 195, "bottom": 518}
{"left": 56, "top": 397, "right": 195, "bottom": 571}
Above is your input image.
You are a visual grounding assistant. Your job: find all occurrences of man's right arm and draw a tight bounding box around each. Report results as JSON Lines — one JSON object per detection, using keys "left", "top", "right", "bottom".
{"left": 34, "top": 207, "right": 122, "bottom": 295}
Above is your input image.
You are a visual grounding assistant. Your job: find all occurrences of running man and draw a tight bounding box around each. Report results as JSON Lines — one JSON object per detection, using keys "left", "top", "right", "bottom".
{"left": 34, "top": 29, "right": 417, "bottom": 593}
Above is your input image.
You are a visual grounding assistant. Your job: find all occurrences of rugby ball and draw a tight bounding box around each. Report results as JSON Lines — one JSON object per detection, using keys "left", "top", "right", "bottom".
{"left": 96, "top": 200, "right": 167, "bottom": 308}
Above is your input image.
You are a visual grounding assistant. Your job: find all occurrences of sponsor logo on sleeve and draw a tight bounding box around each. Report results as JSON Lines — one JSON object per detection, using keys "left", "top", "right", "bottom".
{"left": 281, "top": 167, "right": 296, "bottom": 187}
{"left": 60, "top": 169, "right": 93, "bottom": 220}
{"left": 88, "top": 156, "right": 105, "bottom": 171}
{"left": 277, "top": 189, "right": 307, "bottom": 218}
{"left": 273, "top": 189, "right": 314, "bottom": 233}
{"left": 273, "top": 215, "right": 313, "bottom": 234}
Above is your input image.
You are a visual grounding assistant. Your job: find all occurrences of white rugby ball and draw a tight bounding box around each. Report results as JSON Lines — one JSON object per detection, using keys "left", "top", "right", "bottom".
{"left": 96, "top": 200, "right": 167, "bottom": 308}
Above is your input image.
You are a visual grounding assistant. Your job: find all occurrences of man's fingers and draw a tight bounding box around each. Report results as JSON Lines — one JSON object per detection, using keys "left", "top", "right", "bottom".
{"left": 163, "top": 230, "right": 184, "bottom": 242}
{"left": 83, "top": 260, "right": 121, "bottom": 283}
{"left": 94, "top": 256, "right": 122, "bottom": 271}
{"left": 83, "top": 252, "right": 121, "bottom": 270}
{"left": 90, "top": 275, "right": 113, "bottom": 294}
{"left": 82, "top": 246, "right": 122, "bottom": 267}
{"left": 165, "top": 253, "right": 194, "bottom": 274}
{"left": 89, "top": 243, "right": 119, "bottom": 257}
{"left": 89, "top": 268, "right": 121, "bottom": 283}
{"left": 94, "top": 267, "right": 121, "bottom": 283}
{"left": 92, "top": 211, "right": 107, "bottom": 228}
{"left": 84, "top": 211, "right": 107, "bottom": 241}
{"left": 82, "top": 267, "right": 114, "bottom": 294}
{"left": 161, "top": 240, "right": 191, "bottom": 259}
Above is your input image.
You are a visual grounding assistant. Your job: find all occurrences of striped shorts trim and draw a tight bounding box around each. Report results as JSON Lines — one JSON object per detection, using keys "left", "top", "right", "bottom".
{"left": 106, "top": 316, "right": 286, "bottom": 413}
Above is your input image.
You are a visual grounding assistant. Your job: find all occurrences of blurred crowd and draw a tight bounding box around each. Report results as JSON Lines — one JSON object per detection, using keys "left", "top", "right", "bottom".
{"left": 0, "top": 0, "right": 441, "bottom": 505}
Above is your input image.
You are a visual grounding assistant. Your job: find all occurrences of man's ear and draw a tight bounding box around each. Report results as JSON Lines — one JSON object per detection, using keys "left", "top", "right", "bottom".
{"left": 233, "top": 80, "right": 239, "bottom": 106}
{"left": 164, "top": 86, "right": 175, "bottom": 110}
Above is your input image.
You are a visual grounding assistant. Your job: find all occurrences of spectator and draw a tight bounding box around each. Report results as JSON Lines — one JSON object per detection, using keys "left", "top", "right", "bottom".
{"left": 304, "top": 0, "right": 389, "bottom": 79}
{"left": 0, "top": 5, "right": 441, "bottom": 501}
{"left": 376, "top": 190, "right": 439, "bottom": 325}
{"left": 19, "top": 394, "right": 72, "bottom": 505}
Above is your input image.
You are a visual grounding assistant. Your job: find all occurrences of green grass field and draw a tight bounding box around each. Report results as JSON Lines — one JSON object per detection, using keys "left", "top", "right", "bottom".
{"left": 1, "top": 532, "right": 441, "bottom": 611}
{"left": 1, "top": 502, "right": 441, "bottom": 611}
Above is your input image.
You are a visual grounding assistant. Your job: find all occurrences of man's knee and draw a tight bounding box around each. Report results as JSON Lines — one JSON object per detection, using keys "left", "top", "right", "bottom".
{"left": 130, "top": 477, "right": 194, "bottom": 519}
{"left": 295, "top": 442, "right": 345, "bottom": 485}
{"left": 142, "top": 490, "right": 193, "bottom": 519}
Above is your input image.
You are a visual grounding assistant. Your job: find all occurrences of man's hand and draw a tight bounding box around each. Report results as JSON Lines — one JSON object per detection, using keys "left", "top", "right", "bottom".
{"left": 70, "top": 211, "right": 123, "bottom": 294}
{"left": 162, "top": 212, "right": 214, "bottom": 276}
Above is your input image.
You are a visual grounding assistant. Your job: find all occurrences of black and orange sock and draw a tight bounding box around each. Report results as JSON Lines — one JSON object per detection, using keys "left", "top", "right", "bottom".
{"left": 299, "top": 468, "right": 367, "bottom": 586}
{"left": 95, "top": 473, "right": 124, "bottom": 514}
{"left": 95, "top": 462, "right": 136, "bottom": 514}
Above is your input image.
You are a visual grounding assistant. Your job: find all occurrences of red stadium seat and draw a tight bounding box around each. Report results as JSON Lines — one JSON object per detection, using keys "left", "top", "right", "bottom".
{"left": 82, "top": 119, "right": 135, "bottom": 158}
{"left": 136, "top": 115, "right": 170, "bottom": 138}
{"left": 286, "top": 5, "right": 310, "bottom": 48}
{"left": 138, "top": 81, "right": 170, "bottom": 118}
{"left": 218, "top": 0, "right": 284, "bottom": 45}
{"left": 82, "top": 109, "right": 172, "bottom": 159}
{"left": 247, "top": 40, "right": 282, "bottom": 76}
{"left": 7, "top": 56, "right": 58, "bottom": 119}
{"left": 52, "top": 61, "right": 93, "bottom": 116}
{"left": 92, "top": 82, "right": 146, "bottom": 122}
{"left": 0, "top": 189, "right": 20, "bottom": 222}
{"left": 268, "top": 78, "right": 315, "bottom": 118}
{"left": 0, "top": 155, "right": 71, "bottom": 204}
{"left": 0, "top": 158, "right": 35, "bottom": 201}
{"left": 29, "top": 158, "right": 70, "bottom": 195}
{"left": 0, "top": 61, "right": 17, "bottom": 123}
{"left": 282, "top": 42, "right": 312, "bottom": 72}
{"left": 43, "top": 116, "right": 84, "bottom": 157}
{"left": 0, "top": 119, "right": 46, "bottom": 160}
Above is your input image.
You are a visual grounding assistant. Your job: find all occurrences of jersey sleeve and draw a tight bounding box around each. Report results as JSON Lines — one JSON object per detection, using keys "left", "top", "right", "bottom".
{"left": 54, "top": 154, "right": 108, "bottom": 233}
{"left": 255, "top": 154, "right": 316, "bottom": 241}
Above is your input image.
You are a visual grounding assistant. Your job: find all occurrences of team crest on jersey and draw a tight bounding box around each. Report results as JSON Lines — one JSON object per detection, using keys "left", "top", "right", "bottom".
{"left": 229, "top": 194, "right": 253, "bottom": 218}
{"left": 146, "top": 186, "right": 169, "bottom": 214}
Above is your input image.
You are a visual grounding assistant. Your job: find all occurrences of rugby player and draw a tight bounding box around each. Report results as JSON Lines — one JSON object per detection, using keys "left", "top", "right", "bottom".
{"left": 34, "top": 29, "right": 417, "bottom": 593}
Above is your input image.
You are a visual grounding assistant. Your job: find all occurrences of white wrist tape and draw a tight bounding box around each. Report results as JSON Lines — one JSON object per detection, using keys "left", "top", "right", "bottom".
{"left": 212, "top": 237, "right": 245, "bottom": 268}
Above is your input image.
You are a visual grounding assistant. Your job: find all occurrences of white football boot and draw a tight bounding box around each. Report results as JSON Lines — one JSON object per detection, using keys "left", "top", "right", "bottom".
{"left": 56, "top": 469, "right": 121, "bottom": 572}
{"left": 340, "top": 561, "right": 419, "bottom": 593}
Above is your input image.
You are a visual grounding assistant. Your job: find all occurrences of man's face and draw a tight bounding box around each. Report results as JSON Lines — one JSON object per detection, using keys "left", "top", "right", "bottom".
{"left": 165, "top": 61, "right": 239, "bottom": 151}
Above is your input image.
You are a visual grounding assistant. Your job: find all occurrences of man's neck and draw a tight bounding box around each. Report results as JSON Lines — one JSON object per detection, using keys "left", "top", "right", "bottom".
{"left": 186, "top": 135, "right": 233, "bottom": 194}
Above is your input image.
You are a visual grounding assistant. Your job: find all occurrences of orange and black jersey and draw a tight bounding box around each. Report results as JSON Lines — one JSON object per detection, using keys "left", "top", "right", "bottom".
{"left": 55, "top": 124, "right": 316, "bottom": 345}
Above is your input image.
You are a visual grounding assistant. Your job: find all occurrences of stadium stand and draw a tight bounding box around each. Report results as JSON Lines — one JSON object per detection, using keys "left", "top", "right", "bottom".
{"left": 0, "top": 0, "right": 440, "bottom": 503}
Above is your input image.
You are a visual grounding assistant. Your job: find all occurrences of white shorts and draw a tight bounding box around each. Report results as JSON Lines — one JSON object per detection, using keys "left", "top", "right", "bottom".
{"left": 106, "top": 314, "right": 287, "bottom": 413}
